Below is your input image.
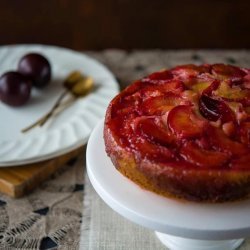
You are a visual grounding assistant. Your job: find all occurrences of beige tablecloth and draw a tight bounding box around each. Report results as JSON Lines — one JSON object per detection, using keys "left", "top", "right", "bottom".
{"left": 1, "top": 49, "right": 250, "bottom": 249}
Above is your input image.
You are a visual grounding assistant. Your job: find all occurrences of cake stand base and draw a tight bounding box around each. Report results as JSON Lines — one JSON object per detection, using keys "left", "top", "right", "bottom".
{"left": 87, "top": 121, "right": 250, "bottom": 250}
{"left": 155, "top": 232, "right": 244, "bottom": 250}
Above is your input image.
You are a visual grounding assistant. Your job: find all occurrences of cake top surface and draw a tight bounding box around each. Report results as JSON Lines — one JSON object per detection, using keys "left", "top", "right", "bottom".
{"left": 106, "top": 64, "right": 250, "bottom": 170}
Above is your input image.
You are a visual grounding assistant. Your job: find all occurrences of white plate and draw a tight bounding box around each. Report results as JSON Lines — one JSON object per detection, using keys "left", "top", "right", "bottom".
{"left": 87, "top": 120, "right": 250, "bottom": 241}
{"left": 0, "top": 45, "right": 119, "bottom": 166}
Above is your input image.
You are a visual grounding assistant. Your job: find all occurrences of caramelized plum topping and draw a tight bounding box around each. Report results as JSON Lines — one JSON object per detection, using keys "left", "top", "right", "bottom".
{"left": 231, "top": 155, "right": 250, "bottom": 169}
{"left": 239, "top": 122, "right": 250, "bottom": 146}
{"left": 145, "top": 70, "right": 173, "bottom": 82}
{"left": 140, "top": 80, "right": 184, "bottom": 100}
{"left": 171, "top": 64, "right": 210, "bottom": 81}
{"left": 180, "top": 141, "right": 229, "bottom": 168}
{"left": 212, "top": 64, "right": 246, "bottom": 83}
{"left": 134, "top": 117, "right": 174, "bottom": 146}
{"left": 133, "top": 139, "right": 174, "bottom": 162}
{"left": 207, "top": 126, "right": 247, "bottom": 156}
{"left": 104, "top": 63, "right": 250, "bottom": 202}
{"left": 107, "top": 64, "right": 250, "bottom": 173}
{"left": 202, "top": 80, "right": 220, "bottom": 95}
{"left": 243, "top": 73, "right": 250, "bottom": 89}
{"left": 167, "top": 105, "right": 207, "bottom": 139}
{"left": 142, "top": 94, "right": 185, "bottom": 115}
{"left": 199, "top": 94, "right": 235, "bottom": 123}
{"left": 214, "top": 81, "right": 250, "bottom": 104}
{"left": 199, "top": 95, "right": 220, "bottom": 121}
{"left": 191, "top": 81, "right": 211, "bottom": 93}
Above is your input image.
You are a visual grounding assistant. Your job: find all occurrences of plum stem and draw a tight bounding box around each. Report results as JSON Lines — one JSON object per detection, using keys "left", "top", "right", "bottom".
{"left": 21, "top": 90, "right": 68, "bottom": 133}
{"left": 21, "top": 72, "right": 94, "bottom": 133}
{"left": 39, "top": 90, "right": 68, "bottom": 126}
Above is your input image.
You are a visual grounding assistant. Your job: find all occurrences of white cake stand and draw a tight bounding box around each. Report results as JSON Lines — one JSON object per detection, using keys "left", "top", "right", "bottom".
{"left": 86, "top": 121, "right": 250, "bottom": 250}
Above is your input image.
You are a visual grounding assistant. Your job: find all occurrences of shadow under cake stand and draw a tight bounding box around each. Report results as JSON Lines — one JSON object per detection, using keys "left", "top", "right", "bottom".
{"left": 86, "top": 121, "right": 250, "bottom": 250}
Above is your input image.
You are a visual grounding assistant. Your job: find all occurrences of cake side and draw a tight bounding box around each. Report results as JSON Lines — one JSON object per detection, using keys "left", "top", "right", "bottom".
{"left": 104, "top": 121, "right": 250, "bottom": 202}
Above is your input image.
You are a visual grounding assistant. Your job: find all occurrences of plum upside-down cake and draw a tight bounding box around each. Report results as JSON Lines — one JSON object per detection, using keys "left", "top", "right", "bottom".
{"left": 104, "top": 64, "right": 250, "bottom": 202}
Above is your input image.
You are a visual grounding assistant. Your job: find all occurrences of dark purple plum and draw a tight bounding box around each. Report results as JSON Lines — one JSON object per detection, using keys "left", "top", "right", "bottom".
{"left": 199, "top": 95, "right": 220, "bottom": 121}
{"left": 199, "top": 94, "right": 234, "bottom": 123}
{"left": 0, "top": 71, "right": 32, "bottom": 106}
{"left": 18, "top": 53, "right": 51, "bottom": 88}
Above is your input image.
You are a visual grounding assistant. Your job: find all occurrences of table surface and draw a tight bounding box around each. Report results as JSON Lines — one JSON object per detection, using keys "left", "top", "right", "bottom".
{"left": 1, "top": 49, "right": 250, "bottom": 250}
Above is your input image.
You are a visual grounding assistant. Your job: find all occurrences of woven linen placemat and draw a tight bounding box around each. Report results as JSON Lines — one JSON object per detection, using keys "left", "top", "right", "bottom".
{"left": 81, "top": 49, "right": 250, "bottom": 250}
{"left": 0, "top": 152, "right": 84, "bottom": 250}
{"left": 80, "top": 176, "right": 166, "bottom": 250}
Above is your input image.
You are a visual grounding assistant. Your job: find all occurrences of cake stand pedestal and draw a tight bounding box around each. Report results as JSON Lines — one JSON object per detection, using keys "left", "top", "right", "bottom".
{"left": 154, "top": 233, "right": 243, "bottom": 250}
{"left": 86, "top": 121, "right": 250, "bottom": 250}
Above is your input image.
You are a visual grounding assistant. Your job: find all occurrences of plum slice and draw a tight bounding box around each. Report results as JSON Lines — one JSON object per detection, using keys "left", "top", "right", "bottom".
{"left": 167, "top": 105, "right": 207, "bottom": 139}
{"left": 146, "top": 70, "right": 173, "bottom": 82}
{"left": 130, "top": 118, "right": 174, "bottom": 161}
{"left": 171, "top": 65, "right": 212, "bottom": 88}
{"left": 212, "top": 64, "right": 246, "bottom": 83}
{"left": 239, "top": 122, "right": 250, "bottom": 146}
{"left": 214, "top": 81, "right": 250, "bottom": 105}
{"left": 141, "top": 80, "right": 184, "bottom": 99}
{"left": 208, "top": 126, "right": 247, "bottom": 156}
{"left": 131, "top": 117, "right": 175, "bottom": 161}
{"left": 134, "top": 117, "right": 175, "bottom": 146}
{"left": 133, "top": 139, "right": 174, "bottom": 162}
{"left": 231, "top": 155, "right": 250, "bottom": 169}
{"left": 180, "top": 141, "right": 229, "bottom": 168}
{"left": 142, "top": 94, "right": 185, "bottom": 115}
{"left": 243, "top": 73, "right": 250, "bottom": 89}
{"left": 171, "top": 64, "right": 210, "bottom": 79}
{"left": 199, "top": 94, "right": 235, "bottom": 123}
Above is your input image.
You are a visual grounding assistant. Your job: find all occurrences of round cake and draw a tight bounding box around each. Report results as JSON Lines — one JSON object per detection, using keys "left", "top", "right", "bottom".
{"left": 104, "top": 64, "right": 250, "bottom": 202}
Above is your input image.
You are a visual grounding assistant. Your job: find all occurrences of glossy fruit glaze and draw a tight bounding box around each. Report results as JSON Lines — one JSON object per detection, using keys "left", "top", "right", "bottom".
{"left": 106, "top": 64, "right": 250, "bottom": 171}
